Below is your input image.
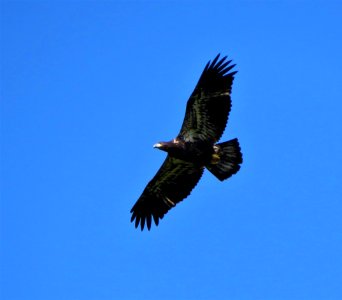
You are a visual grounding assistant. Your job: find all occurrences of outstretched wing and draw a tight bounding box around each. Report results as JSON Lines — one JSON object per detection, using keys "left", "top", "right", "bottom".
{"left": 178, "top": 54, "right": 237, "bottom": 143}
{"left": 130, "top": 156, "right": 204, "bottom": 230}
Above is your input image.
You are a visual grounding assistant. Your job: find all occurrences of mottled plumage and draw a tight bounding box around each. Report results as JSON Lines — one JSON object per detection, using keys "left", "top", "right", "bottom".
{"left": 130, "top": 54, "right": 242, "bottom": 230}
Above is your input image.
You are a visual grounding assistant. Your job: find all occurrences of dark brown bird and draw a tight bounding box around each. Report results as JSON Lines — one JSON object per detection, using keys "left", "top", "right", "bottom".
{"left": 130, "top": 54, "right": 242, "bottom": 230}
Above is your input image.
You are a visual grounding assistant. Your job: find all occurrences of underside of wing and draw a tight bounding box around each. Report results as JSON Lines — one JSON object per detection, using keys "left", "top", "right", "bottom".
{"left": 130, "top": 156, "right": 204, "bottom": 230}
{"left": 178, "top": 54, "right": 237, "bottom": 143}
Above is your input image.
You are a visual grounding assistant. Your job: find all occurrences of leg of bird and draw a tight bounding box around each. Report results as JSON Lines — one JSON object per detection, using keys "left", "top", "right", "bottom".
{"left": 210, "top": 145, "right": 221, "bottom": 164}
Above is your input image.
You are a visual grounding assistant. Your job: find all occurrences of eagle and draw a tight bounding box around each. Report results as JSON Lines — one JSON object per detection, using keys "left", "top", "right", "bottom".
{"left": 130, "top": 54, "right": 242, "bottom": 230}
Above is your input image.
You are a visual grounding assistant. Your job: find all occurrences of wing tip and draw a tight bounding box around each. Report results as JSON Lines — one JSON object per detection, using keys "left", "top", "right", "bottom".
{"left": 130, "top": 207, "right": 162, "bottom": 231}
{"left": 206, "top": 53, "right": 237, "bottom": 77}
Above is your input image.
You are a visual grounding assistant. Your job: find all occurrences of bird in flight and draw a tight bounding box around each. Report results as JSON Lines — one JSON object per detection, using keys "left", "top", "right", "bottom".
{"left": 130, "top": 54, "right": 243, "bottom": 230}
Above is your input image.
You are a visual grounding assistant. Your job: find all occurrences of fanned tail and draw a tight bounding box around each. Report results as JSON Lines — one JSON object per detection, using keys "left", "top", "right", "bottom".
{"left": 206, "top": 138, "right": 242, "bottom": 181}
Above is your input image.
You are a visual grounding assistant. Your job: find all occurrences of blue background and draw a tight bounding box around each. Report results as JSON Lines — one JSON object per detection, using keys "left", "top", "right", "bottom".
{"left": 1, "top": 1, "right": 342, "bottom": 299}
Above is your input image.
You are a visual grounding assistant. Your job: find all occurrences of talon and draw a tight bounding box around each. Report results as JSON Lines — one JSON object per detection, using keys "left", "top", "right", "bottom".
{"left": 211, "top": 153, "right": 220, "bottom": 164}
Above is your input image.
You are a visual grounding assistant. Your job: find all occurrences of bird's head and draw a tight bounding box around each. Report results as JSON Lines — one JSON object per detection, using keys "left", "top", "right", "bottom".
{"left": 153, "top": 139, "right": 183, "bottom": 154}
{"left": 153, "top": 141, "right": 169, "bottom": 152}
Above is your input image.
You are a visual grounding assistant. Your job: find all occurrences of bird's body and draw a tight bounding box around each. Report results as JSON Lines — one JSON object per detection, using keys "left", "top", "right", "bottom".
{"left": 130, "top": 54, "right": 243, "bottom": 230}
{"left": 154, "top": 139, "right": 214, "bottom": 165}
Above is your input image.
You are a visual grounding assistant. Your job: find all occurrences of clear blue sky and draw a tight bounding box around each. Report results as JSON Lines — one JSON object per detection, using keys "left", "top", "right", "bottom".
{"left": 1, "top": 1, "right": 342, "bottom": 299}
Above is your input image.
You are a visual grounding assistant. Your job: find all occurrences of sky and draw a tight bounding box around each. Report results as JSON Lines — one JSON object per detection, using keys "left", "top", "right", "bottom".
{"left": 1, "top": 1, "right": 342, "bottom": 299}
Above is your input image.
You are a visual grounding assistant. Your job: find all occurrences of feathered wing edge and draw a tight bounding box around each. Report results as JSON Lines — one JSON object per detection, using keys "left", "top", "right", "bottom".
{"left": 178, "top": 54, "right": 238, "bottom": 143}
{"left": 201, "top": 53, "right": 237, "bottom": 79}
{"left": 130, "top": 156, "right": 204, "bottom": 231}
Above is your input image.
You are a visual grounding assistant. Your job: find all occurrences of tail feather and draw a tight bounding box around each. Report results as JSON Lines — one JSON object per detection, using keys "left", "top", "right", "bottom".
{"left": 206, "top": 138, "right": 242, "bottom": 181}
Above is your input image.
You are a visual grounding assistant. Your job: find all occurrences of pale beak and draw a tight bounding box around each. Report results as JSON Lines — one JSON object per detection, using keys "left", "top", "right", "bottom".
{"left": 153, "top": 143, "right": 163, "bottom": 148}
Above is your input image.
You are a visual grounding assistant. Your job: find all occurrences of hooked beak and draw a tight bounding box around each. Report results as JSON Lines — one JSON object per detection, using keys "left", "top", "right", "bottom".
{"left": 153, "top": 143, "right": 163, "bottom": 149}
